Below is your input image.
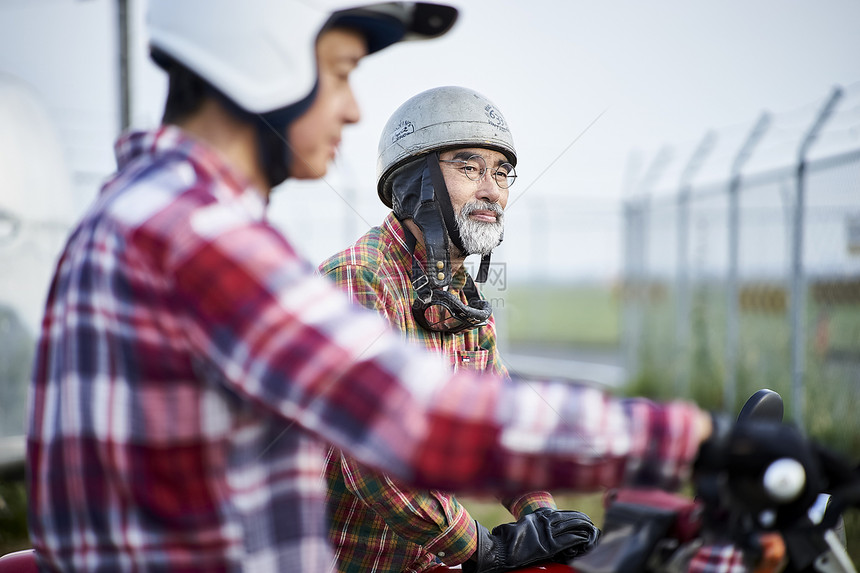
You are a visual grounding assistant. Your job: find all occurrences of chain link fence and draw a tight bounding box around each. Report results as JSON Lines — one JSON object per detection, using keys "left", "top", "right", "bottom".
{"left": 622, "top": 83, "right": 860, "bottom": 454}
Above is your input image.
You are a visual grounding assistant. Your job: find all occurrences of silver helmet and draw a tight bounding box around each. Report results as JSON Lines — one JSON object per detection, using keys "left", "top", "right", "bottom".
{"left": 376, "top": 86, "right": 517, "bottom": 207}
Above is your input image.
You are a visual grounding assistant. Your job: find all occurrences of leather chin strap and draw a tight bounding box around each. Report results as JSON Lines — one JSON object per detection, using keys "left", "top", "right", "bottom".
{"left": 255, "top": 81, "right": 319, "bottom": 188}
{"left": 391, "top": 155, "right": 452, "bottom": 289}
{"left": 430, "top": 152, "right": 492, "bottom": 283}
{"left": 475, "top": 253, "right": 491, "bottom": 284}
{"left": 203, "top": 79, "right": 320, "bottom": 189}
{"left": 430, "top": 153, "right": 466, "bottom": 255}
{"left": 400, "top": 219, "right": 492, "bottom": 332}
{"left": 152, "top": 49, "right": 317, "bottom": 189}
{"left": 390, "top": 153, "right": 493, "bottom": 287}
{"left": 389, "top": 155, "right": 494, "bottom": 333}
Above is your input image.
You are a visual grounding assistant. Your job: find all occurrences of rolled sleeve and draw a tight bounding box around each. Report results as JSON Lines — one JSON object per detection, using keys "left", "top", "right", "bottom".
{"left": 502, "top": 491, "right": 557, "bottom": 519}
{"left": 339, "top": 454, "right": 478, "bottom": 565}
{"left": 421, "top": 502, "right": 477, "bottom": 566}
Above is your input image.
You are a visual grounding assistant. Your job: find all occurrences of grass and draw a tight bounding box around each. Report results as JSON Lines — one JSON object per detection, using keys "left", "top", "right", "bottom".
{"left": 460, "top": 492, "right": 606, "bottom": 532}
{"left": 490, "top": 281, "right": 860, "bottom": 562}
{"left": 627, "top": 281, "right": 860, "bottom": 451}
{"left": 626, "top": 280, "right": 860, "bottom": 562}
{"left": 0, "top": 481, "right": 29, "bottom": 556}
{"left": 497, "top": 282, "right": 621, "bottom": 348}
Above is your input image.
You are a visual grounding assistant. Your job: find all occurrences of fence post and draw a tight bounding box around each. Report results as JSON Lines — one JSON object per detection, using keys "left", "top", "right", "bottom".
{"left": 622, "top": 197, "right": 644, "bottom": 383}
{"left": 675, "top": 132, "right": 717, "bottom": 397}
{"left": 117, "top": 0, "right": 131, "bottom": 131}
{"left": 725, "top": 113, "right": 771, "bottom": 413}
{"left": 622, "top": 147, "right": 671, "bottom": 384}
{"left": 791, "top": 86, "right": 843, "bottom": 428}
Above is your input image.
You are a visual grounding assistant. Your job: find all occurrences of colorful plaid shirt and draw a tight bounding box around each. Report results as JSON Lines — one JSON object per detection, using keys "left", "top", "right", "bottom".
{"left": 27, "top": 126, "right": 706, "bottom": 573}
{"left": 320, "top": 214, "right": 556, "bottom": 572}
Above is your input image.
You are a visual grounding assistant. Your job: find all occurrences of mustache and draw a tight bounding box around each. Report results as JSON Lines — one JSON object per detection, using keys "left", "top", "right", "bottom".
{"left": 460, "top": 200, "right": 504, "bottom": 219}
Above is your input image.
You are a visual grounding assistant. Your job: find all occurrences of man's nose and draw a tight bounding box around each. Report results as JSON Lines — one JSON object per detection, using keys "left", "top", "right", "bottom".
{"left": 475, "top": 172, "right": 501, "bottom": 203}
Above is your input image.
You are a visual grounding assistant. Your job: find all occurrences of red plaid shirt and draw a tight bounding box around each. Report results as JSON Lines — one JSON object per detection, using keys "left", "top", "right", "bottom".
{"left": 688, "top": 544, "right": 749, "bottom": 572}
{"left": 28, "top": 126, "right": 704, "bottom": 572}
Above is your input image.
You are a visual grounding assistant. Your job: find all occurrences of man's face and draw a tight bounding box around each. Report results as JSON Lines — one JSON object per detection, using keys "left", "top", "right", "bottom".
{"left": 438, "top": 147, "right": 510, "bottom": 255}
{"left": 288, "top": 28, "right": 366, "bottom": 179}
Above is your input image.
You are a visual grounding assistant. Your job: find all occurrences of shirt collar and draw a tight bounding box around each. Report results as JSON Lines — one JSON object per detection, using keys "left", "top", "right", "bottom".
{"left": 113, "top": 126, "right": 264, "bottom": 206}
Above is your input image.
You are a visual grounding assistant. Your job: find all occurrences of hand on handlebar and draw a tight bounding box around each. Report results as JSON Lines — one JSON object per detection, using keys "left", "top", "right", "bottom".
{"left": 695, "top": 417, "right": 823, "bottom": 527}
{"left": 462, "top": 508, "right": 600, "bottom": 573}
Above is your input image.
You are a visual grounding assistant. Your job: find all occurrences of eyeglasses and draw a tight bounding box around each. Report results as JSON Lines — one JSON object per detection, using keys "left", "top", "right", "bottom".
{"left": 438, "top": 154, "right": 517, "bottom": 189}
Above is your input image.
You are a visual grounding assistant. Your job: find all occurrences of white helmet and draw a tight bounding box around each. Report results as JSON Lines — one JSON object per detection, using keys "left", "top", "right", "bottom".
{"left": 147, "top": 1, "right": 459, "bottom": 115}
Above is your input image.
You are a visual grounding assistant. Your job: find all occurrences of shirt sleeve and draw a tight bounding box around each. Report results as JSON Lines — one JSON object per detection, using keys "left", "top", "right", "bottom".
{"left": 338, "top": 452, "right": 478, "bottom": 565}
{"left": 500, "top": 491, "right": 557, "bottom": 519}
{"left": 320, "top": 261, "right": 391, "bottom": 317}
{"left": 167, "top": 211, "right": 703, "bottom": 499}
{"left": 687, "top": 544, "right": 749, "bottom": 572}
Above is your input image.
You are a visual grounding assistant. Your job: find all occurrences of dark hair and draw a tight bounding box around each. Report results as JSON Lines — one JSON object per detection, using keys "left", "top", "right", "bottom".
{"left": 153, "top": 50, "right": 208, "bottom": 125}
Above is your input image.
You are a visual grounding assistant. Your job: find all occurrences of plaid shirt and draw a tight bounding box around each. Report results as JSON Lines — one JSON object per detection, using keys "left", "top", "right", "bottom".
{"left": 688, "top": 544, "right": 749, "bottom": 572}
{"left": 27, "top": 126, "right": 706, "bottom": 572}
{"left": 320, "top": 214, "right": 556, "bottom": 572}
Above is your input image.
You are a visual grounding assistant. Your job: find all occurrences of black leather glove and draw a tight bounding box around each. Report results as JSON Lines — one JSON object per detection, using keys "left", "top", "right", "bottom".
{"left": 695, "top": 418, "right": 822, "bottom": 526}
{"left": 462, "top": 508, "right": 600, "bottom": 573}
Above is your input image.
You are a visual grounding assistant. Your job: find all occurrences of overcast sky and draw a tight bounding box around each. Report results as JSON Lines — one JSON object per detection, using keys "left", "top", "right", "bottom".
{"left": 1, "top": 0, "right": 859, "bottom": 279}
{"left": 130, "top": 1, "right": 860, "bottom": 197}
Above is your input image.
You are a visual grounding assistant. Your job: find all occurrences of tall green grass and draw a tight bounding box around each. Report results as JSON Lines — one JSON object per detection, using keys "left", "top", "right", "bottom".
{"left": 501, "top": 282, "right": 621, "bottom": 348}
{"left": 494, "top": 281, "right": 860, "bottom": 562}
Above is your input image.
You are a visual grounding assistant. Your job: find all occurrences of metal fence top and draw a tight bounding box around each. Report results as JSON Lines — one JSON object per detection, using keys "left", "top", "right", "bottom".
{"left": 627, "top": 84, "right": 860, "bottom": 205}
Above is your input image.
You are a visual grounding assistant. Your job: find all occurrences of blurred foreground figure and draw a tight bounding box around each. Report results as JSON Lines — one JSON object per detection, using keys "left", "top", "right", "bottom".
{"left": 26, "top": 1, "right": 717, "bottom": 571}
{"left": 322, "top": 86, "right": 598, "bottom": 572}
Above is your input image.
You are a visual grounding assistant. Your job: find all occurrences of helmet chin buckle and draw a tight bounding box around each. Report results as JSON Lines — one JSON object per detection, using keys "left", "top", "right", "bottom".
{"left": 391, "top": 155, "right": 453, "bottom": 288}
{"left": 392, "top": 154, "right": 498, "bottom": 290}
{"left": 391, "top": 154, "right": 493, "bottom": 333}
{"left": 403, "top": 225, "right": 492, "bottom": 334}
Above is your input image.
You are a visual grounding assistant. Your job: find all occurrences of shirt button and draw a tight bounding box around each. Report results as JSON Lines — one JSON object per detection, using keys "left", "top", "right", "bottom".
{"left": 437, "top": 551, "right": 446, "bottom": 557}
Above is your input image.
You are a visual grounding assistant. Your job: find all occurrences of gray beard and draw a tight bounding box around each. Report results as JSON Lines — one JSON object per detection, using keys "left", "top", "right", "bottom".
{"left": 455, "top": 200, "right": 505, "bottom": 255}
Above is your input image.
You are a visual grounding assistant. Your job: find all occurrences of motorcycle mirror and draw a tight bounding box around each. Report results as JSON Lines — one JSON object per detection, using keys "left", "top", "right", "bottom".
{"left": 737, "top": 389, "right": 784, "bottom": 423}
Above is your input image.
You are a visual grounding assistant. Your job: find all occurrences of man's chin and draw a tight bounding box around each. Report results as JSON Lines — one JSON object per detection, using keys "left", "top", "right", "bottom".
{"left": 463, "top": 234, "right": 503, "bottom": 256}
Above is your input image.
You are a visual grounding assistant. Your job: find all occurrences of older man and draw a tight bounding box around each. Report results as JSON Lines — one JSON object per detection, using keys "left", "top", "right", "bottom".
{"left": 320, "top": 87, "right": 599, "bottom": 573}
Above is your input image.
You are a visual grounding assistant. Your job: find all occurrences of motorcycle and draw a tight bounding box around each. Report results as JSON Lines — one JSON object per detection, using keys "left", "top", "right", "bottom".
{"left": 2, "top": 391, "right": 857, "bottom": 573}
{"left": 433, "top": 389, "right": 858, "bottom": 573}
{"left": 504, "top": 389, "right": 857, "bottom": 573}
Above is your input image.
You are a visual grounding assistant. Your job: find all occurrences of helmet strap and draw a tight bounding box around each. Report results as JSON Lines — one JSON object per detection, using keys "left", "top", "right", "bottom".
{"left": 196, "top": 78, "right": 319, "bottom": 190}
{"left": 429, "top": 152, "right": 467, "bottom": 256}
{"left": 400, "top": 220, "right": 492, "bottom": 333}
{"left": 254, "top": 80, "right": 319, "bottom": 188}
{"left": 475, "top": 253, "right": 491, "bottom": 284}
{"left": 429, "top": 152, "right": 494, "bottom": 284}
{"left": 391, "top": 156, "right": 452, "bottom": 289}
{"left": 391, "top": 154, "right": 497, "bottom": 288}
{"left": 411, "top": 156, "right": 452, "bottom": 288}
